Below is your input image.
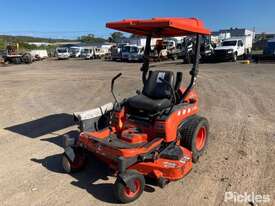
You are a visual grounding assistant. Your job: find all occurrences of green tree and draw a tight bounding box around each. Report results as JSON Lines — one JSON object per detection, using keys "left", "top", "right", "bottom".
{"left": 0, "top": 39, "right": 4, "bottom": 49}
{"left": 78, "top": 34, "right": 105, "bottom": 43}
{"left": 130, "top": 34, "right": 143, "bottom": 38}
{"left": 109, "top": 32, "right": 125, "bottom": 43}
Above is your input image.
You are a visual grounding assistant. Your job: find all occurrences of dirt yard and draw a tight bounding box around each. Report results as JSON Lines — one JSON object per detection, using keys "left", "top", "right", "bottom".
{"left": 0, "top": 59, "right": 274, "bottom": 206}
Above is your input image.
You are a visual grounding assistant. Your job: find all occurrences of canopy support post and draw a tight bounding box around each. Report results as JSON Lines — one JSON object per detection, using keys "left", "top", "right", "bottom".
{"left": 141, "top": 35, "right": 151, "bottom": 84}
{"left": 182, "top": 34, "right": 201, "bottom": 101}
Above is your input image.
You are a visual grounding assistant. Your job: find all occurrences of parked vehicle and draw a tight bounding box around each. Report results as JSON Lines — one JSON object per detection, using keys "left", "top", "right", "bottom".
{"left": 153, "top": 39, "right": 170, "bottom": 61}
{"left": 56, "top": 47, "right": 70, "bottom": 60}
{"left": 121, "top": 45, "right": 131, "bottom": 61}
{"left": 2, "top": 44, "right": 32, "bottom": 64}
{"left": 101, "top": 44, "right": 112, "bottom": 56}
{"left": 253, "top": 38, "right": 275, "bottom": 63}
{"left": 111, "top": 43, "right": 128, "bottom": 61}
{"left": 81, "top": 48, "right": 95, "bottom": 59}
{"left": 182, "top": 38, "right": 194, "bottom": 63}
{"left": 214, "top": 37, "right": 252, "bottom": 61}
{"left": 200, "top": 42, "right": 215, "bottom": 62}
{"left": 128, "top": 46, "right": 144, "bottom": 62}
{"left": 121, "top": 45, "right": 145, "bottom": 62}
{"left": 110, "top": 45, "right": 120, "bottom": 61}
{"left": 164, "top": 39, "right": 184, "bottom": 60}
{"left": 94, "top": 48, "right": 106, "bottom": 59}
{"left": 263, "top": 38, "right": 275, "bottom": 56}
{"left": 30, "top": 50, "right": 48, "bottom": 61}
{"left": 69, "top": 46, "right": 83, "bottom": 57}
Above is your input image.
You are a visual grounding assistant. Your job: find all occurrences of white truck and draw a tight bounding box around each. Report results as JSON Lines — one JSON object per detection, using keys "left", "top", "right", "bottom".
{"left": 94, "top": 48, "right": 106, "bottom": 59}
{"left": 80, "top": 48, "right": 95, "bottom": 59}
{"left": 69, "top": 46, "right": 84, "bottom": 58}
{"left": 163, "top": 39, "right": 184, "bottom": 60}
{"left": 214, "top": 37, "right": 252, "bottom": 61}
{"left": 111, "top": 43, "right": 128, "bottom": 61}
{"left": 56, "top": 47, "right": 70, "bottom": 60}
{"left": 121, "top": 45, "right": 131, "bottom": 61}
{"left": 128, "top": 45, "right": 144, "bottom": 62}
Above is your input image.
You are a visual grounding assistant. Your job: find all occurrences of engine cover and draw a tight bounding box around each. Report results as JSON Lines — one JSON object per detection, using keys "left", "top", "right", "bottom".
{"left": 120, "top": 128, "right": 148, "bottom": 144}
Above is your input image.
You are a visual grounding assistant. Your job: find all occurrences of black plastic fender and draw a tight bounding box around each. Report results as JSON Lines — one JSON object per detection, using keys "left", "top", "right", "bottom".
{"left": 117, "top": 156, "right": 138, "bottom": 173}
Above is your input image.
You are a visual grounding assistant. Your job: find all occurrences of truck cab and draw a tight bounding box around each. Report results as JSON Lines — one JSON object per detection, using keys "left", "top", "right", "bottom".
{"left": 69, "top": 47, "right": 83, "bottom": 58}
{"left": 94, "top": 48, "right": 105, "bottom": 59}
{"left": 56, "top": 47, "right": 70, "bottom": 60}
{"left": 81, "top": 48, "right": 95, "bottom": 59}
{"left": 214, "top": 38, "right": 244, "bottom": 61}
{"left": 164, "top": 39, "right": 183, "bottom": 60}
{"left": 128, "top": 46, "right": 144, "bottom": 62}
{"left": 121, "top": 45, "right": 131, "bottom": 61}
{"left": 111, "top": 43, "right": 128, "bottom": 61}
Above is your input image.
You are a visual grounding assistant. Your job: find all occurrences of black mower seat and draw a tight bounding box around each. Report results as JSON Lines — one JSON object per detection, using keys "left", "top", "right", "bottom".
{"left": 127, "top": 70, "right": 174, "bottom": 114}
{"left": 127, "top": 94, "right": 171, "bottom": 113}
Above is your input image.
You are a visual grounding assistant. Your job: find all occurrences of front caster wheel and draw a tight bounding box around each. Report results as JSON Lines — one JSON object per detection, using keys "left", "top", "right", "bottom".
{"left": 114, "top": 170, "right": 145, "bottom": 203}
{"left": 62, "top": 147, "right": 87, "bottom": 173}
{"left": 158, "top": 177, "right": 169, "bottom": 188}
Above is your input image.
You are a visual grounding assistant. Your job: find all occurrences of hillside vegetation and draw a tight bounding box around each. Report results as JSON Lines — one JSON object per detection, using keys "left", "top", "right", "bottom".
{"left": 0, "top": 33, "right": 110, "bottom": 50}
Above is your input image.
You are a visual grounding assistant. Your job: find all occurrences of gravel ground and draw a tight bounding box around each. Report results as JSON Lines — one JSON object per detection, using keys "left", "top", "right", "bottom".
{"left": 0, "top": 59, "right": 274, "bottom": 206}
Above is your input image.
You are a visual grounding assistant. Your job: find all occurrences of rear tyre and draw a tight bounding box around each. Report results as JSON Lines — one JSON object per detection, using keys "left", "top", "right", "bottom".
{"left": 12, "top": 57, "right": 21, "bottom": 64}
{"left": 114, "top": 170, "right": 145, "bottom": 203}
{"left": 22, "top": 53, "right": 32, "bottom": 64}
{"left": 179, "top": 115, "right": 209, "bottom": 163}
{"left": 62, "top": 147, "right": 87, "bottom": 173}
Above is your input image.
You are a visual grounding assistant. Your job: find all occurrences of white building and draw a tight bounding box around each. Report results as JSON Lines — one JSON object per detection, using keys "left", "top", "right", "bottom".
{"left": 27, "top": 42, "right": 50, "bottom": 46}
{"left": 122, "top": 37, "right": 163, "bottom": 47}
{"left": 211, "top": 28, "right": 255, "bottom": 45}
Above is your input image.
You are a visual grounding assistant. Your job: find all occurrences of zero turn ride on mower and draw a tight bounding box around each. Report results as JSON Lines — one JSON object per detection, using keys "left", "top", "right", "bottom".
{"left": 62, "top": 17, "right": 211, "bottom": 203}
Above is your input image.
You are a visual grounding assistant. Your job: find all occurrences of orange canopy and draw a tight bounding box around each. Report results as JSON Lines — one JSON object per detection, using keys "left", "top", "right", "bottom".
{"left": 106, "top": 17, "right": 211, "bottom": 37}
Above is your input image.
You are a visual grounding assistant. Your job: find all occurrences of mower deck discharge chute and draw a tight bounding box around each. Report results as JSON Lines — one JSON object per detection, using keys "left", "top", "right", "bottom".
{"left": 63, "top": 17, "right": 211, "bottom": 203}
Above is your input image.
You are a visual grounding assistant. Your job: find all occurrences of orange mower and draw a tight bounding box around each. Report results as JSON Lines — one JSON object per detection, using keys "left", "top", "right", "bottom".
{"left": 62, "top": 17, "right": 211, "bottom": 203}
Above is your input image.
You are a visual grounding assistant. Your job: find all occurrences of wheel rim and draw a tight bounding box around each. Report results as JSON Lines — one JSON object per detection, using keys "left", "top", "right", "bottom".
{"left": 195, "top": 127, "right": 206, "bottom": 150}
{"left": 123, "top": 179, "right": 141, "bottom": 198}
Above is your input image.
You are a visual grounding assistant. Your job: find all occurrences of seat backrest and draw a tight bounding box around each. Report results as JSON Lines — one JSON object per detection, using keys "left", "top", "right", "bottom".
{"left": 142, "top": 70, "right": 174, "bottom": 99}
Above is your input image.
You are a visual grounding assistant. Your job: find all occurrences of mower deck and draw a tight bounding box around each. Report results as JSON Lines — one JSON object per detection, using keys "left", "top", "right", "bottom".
{"left": 77, "top": 130, "right": 193, "bottom": 181}
{"left": 129, "top": 147, "right": 192, "bottom": 181}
